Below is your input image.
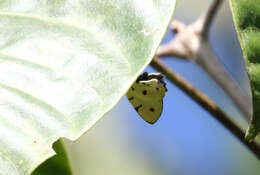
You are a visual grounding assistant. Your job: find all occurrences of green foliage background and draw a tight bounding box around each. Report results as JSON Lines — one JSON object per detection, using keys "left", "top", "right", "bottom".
{"left": 230, "top": 0, "right": 260, "bottom": 141}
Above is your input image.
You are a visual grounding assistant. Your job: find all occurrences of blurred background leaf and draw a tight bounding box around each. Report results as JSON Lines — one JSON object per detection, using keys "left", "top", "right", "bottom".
{"left": 229, "top": 0, "right": 260, "bottom": 141}
{"left": 0, "top": 0, "right": 176, "bottom": 174}
{"left": 32, "top": 139, "right": 72, "bottom": 175}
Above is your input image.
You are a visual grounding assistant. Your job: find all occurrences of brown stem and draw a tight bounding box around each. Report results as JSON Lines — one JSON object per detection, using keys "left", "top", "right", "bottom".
{"left": 151, "top": 57, "right": 260, "bottom": 160}
{"left": 195, "top": 40, "right": 252, "bottom": 121}
{"left": 156, "top": 0, "right": 252, "bottom": 122}
{"left": 199, "top": 0, "right": 223, "bottom": 38}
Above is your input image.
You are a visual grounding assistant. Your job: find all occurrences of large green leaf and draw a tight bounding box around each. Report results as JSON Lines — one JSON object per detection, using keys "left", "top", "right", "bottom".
{"left": 0, "top": 0, "right": 176, "bottom": 174}
{"left": 229, "top": 0, "right": 260, "bottom": 141}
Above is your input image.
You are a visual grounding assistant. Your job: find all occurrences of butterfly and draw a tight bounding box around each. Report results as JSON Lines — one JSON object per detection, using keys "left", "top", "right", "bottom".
{"left": 126, "top": 72, "right": 167, "bottom": 124}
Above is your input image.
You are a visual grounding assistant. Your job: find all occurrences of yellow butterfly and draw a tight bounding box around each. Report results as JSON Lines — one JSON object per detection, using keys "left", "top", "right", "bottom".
{"left": 127, "top": 72, "right": 167, "bottom": 124}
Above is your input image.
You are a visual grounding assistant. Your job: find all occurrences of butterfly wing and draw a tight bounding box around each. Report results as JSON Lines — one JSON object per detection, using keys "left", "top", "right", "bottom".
{"left": 134, "top": 97, "right": 163, "bottom": 124}
{"left": 127, "top": 79, "right": 166, "bottom": 124}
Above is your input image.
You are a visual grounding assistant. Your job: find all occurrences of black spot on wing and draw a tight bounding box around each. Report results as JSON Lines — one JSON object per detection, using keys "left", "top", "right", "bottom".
{"left": 150, "top": 108, "right": 155, "bottom": 112}
{"left": 134, "top": 104, "right": 142, "bottom": 112}
{"left": 131, "top": 87, "right": 135, "bottom": 90}
{"left": 128, "top": 97, "right": 134, "bottom": 101}
{"left": 142, "top": 90, "right": 147, "bottom": 95}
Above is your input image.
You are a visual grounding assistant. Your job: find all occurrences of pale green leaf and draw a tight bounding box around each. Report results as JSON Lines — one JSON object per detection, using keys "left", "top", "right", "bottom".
{"left": 0, "top": 0, "right": 176, "bottom": 174}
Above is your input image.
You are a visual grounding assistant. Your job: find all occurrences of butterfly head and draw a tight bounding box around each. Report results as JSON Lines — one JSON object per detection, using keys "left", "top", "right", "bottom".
{"left": 136, "top": 72, "right": 167, "bottom": 91}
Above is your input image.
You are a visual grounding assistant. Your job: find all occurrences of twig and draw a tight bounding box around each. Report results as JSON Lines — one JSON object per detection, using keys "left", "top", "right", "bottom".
{"left": 151, "top": 57, "right": 260, "bottom": 160}
{"left": 199, "top": 0, "right": 223, "bottom": 38}
{"left": 156, "top": 0, "right": 252, "bottom": 121}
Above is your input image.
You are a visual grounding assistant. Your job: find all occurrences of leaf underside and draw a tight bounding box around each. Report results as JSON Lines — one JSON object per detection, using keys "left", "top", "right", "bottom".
{"left": 0, "top": 0, "right": 176, "bottom": 174}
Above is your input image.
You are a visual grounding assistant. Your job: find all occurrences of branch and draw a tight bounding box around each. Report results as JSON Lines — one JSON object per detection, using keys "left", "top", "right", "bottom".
{"left": 151, "top": 57, "right": 260, "bottom": 160}
{"left": 198, "top": 0, "right": 223, "bottom": 38}
{"left": 156, "top": 0, "right": 252, "bottom": 121}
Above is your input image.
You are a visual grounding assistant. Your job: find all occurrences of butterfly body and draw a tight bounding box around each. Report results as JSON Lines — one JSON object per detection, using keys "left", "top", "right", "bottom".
{"left": 126, "top": 72, "right": 167, "bottom": 124}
